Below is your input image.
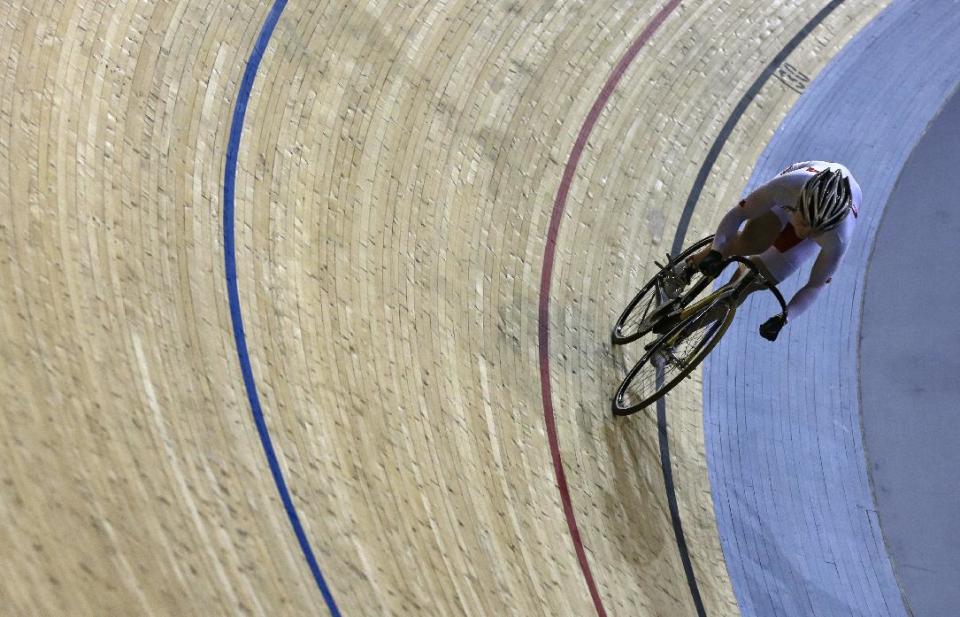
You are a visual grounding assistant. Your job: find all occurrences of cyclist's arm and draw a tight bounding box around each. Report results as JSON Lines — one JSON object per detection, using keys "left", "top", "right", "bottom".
{"left": 784, "top": 284, "right": 824, "bottom": 322}
{"left": 784, "top": 239, "right": 844, "bottom": 321}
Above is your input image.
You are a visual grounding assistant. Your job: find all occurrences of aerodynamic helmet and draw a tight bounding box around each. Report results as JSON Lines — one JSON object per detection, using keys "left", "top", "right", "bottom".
{"left": 798, "top": 168, "right": 852, "bottom": 232}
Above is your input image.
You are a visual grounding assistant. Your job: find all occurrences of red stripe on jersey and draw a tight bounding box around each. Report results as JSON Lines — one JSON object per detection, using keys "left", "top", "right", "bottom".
{"left": 773, "top": 222, "right": 804, "bottom": 253}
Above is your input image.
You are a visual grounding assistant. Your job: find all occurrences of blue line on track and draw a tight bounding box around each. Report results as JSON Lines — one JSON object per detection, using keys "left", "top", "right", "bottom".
{"left": 223, "top": 2, "right": 342, "bottom": 615}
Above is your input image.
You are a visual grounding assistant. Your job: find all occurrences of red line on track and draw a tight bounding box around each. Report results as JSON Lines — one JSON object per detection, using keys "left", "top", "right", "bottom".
{"left": 537, "top": 2, "right": 681, "bottom": 615}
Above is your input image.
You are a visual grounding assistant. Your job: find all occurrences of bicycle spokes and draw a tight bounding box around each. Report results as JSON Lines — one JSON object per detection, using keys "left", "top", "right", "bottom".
{"left": 625, "top": 283, "right": 664, "bottom": 333}
{"left": 611, "top": 236, "right": 716, "bottom": 346}
{"left": 615, "top": 308, "right": 726, "bottom": 413}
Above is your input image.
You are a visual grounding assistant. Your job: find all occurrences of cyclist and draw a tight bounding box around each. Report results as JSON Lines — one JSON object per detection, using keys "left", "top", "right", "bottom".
{"left": 681, "top": 161, "right": 861, "bottom": 341}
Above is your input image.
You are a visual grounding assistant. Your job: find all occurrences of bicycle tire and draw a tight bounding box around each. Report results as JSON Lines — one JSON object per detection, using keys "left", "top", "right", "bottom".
{"left": 612, "top": 295, "right": 735, "bottom": 415}
{"left": 611, "top": 235, "right": 715, "bottom": 345}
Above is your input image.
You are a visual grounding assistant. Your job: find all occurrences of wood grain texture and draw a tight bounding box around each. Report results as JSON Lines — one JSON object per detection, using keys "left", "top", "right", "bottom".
{"left": 0, "top": 1, "right": 887, "bottom": 614}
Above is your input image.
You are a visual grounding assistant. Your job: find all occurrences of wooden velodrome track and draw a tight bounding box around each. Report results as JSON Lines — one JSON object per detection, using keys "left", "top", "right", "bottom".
{"left": 0, "top": 1, "right": 890, "bottom": 615}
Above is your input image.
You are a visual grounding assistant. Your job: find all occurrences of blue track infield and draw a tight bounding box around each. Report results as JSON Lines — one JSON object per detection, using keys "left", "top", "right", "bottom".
{"left": 860, "top": 84, "right": 960, "bottom": 617}
{"left": 704, "top": 1, "right": 960, "bottom": 615}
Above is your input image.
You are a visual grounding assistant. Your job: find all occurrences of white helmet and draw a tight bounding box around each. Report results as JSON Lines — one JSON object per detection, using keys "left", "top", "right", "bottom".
{"left": 799, "top": 168, "right": 852, "bottom": 232}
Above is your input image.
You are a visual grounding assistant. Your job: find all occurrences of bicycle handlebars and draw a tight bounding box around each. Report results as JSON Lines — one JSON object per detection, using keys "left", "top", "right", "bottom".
{"left": 720, "top": 255, "right": 789, "bottom": 320}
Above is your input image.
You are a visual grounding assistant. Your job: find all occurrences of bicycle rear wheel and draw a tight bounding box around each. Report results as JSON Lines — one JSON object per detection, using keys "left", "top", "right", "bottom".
{"left": 612, "top": 235, "right": 714, "bottom": 345}
{"left": 612, "top": 296, "right": 735, "bottom": 415}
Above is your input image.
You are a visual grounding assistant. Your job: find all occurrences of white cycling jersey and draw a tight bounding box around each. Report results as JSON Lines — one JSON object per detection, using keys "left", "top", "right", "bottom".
{"left": 710, "top": 161, "right": 862, "bottom": 321}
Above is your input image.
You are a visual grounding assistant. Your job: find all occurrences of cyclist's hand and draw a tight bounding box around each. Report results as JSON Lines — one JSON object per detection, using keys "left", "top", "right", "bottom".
{"left": 697, "top": 250, "right": 725, "bottom": 278}
{"left": 759, "top": 315, "right": 786, "bottom": 341}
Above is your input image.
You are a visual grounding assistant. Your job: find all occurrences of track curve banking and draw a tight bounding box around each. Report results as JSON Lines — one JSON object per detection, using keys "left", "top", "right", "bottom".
{"left": 0, "top": 1, "right": 900, "bottom": 615}
{"left": 706, "top": 2, "right": 960, "bottom": 615}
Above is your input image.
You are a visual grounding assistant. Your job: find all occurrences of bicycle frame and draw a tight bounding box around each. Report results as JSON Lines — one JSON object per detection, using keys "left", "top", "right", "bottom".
{"left": 677, "top": 255, "right": 788, "bottom": 323}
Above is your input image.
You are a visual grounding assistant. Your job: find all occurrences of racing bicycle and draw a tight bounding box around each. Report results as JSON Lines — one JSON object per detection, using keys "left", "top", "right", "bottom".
{"left": 610, "top": 236, "right": 787, "bottom": 415}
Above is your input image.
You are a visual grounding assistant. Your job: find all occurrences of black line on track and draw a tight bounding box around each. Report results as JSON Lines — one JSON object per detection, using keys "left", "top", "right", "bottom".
{"left": 659, "top": 2, "right": 847, "bottom": 615}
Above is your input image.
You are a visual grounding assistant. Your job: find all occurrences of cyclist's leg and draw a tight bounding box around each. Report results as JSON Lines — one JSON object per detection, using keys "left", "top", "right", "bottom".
{"left": 687, "top": 210, "right": 784, "bottom": 267}
{"left": 728, "top": 211, "right": 784, "bottom": 256}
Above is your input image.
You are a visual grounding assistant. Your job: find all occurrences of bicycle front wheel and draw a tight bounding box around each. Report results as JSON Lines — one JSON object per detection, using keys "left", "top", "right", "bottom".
{"left": 612, "top": 235, "right": 714, "bottom": 345}
{"left": 612, "top": 297, "right": 735, "bottom": 415}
